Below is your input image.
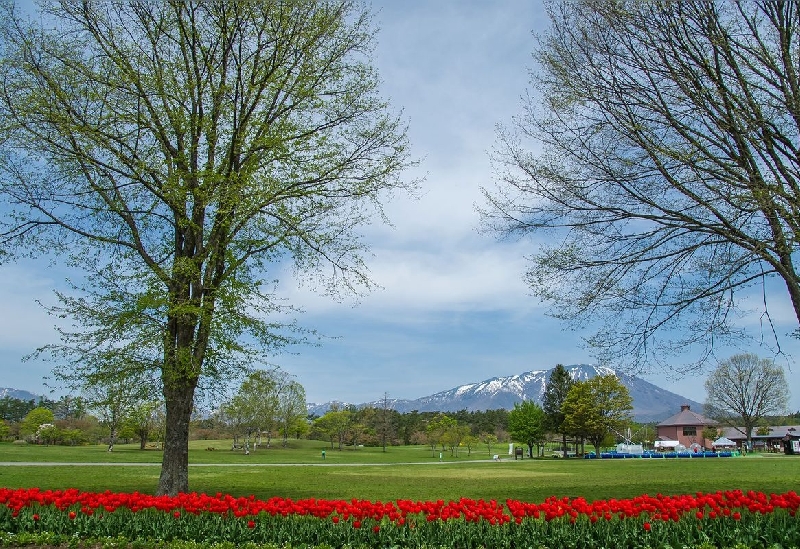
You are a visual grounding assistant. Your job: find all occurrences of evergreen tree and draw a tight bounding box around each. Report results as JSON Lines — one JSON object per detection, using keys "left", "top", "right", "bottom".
{"left": 542, "top": 364, "right": 573, "bottom": 455}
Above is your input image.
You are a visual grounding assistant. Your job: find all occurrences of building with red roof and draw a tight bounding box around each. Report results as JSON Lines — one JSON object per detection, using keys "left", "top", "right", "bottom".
{"left": 656, "top": 405, "right": 717, "bottom": 450}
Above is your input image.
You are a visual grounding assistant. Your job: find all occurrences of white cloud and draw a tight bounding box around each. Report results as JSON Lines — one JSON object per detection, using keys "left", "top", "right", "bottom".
{"left": 3, "top": 0, "right": 799, "bottom": 412}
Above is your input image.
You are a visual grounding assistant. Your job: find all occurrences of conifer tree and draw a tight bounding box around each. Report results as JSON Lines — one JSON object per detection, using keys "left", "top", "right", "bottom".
{"left": 542, "top": 364, "right": 573, "bottom": 456}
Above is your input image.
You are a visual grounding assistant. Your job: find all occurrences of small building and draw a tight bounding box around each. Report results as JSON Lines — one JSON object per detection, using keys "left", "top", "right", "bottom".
{"left": 721, "top": 425, "right": 800, "bottom": 453}
{"left": 656, "top": 405, "right": 717, "bottom": 450}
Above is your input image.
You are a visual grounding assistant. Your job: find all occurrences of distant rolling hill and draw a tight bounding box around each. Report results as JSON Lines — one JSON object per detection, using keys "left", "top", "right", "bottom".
{"left": 308, "top": 364, "right": 702, "bottom": 422}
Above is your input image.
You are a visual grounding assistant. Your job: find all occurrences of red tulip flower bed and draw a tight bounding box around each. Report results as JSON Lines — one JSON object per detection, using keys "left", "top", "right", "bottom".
{"left": 1, "top": 487, "right": 799, "bottom": 548}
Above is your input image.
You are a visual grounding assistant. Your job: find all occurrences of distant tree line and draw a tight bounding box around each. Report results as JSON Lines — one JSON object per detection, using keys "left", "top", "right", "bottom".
{"left": 305, "top": 368, "right": 636, "bottom": 457}
{"left": 3, "top": 357, "right": 796, "bottom": 451}
{"left": 0, "top": 394, "right": 164, "bottom": 448}
{"left": 0, "top": 390, "right": 514, "bottom": 452}
{"left": 306, "top": 406, "right": 511, "bottom": 453}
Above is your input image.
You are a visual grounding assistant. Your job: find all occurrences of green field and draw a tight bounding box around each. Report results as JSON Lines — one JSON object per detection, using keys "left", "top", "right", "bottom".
{"left": 1, "top": 440, "right": 798, "bottom": 503}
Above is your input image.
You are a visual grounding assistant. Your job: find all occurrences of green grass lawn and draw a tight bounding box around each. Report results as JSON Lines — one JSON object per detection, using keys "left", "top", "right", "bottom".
{"left": 1, "top": 440, "right": 798, "bottom": 503}
{"left": 0, "top": 438, "right": 444, "bottom": 464}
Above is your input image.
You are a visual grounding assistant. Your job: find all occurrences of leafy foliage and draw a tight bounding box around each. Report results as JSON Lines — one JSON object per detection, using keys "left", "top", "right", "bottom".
{"left": 220, "top": 368, "right": 306, "bottom": 451}
{"left": 507, "top": 400, "right": 547, "bottom": 457}
{"left": 19, "top": 408, "right": 55, "bottom": 438}
{"left": 0, "top": 0, "right": 413, "bottom": 495}
{"left": 562, "top": 375, "right": 633, "bottom": 454}
{"left": 0, "top": 397, "right": 38, "bottom": 423}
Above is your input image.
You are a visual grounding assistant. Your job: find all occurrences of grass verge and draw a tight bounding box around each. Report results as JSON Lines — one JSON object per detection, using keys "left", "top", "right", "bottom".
{"left": 1, "top": 441, "right": 798, "bottom": 503}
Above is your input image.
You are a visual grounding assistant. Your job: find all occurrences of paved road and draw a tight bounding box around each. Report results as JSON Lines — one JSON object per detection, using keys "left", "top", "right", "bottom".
{"left": 0, "top": 459, "right": 506, "bottom": 467}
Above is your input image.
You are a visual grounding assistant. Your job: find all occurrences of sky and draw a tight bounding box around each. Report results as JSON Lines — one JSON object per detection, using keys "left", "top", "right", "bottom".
{"left": 1, "top": 1, "right": 799, "bottom": 412}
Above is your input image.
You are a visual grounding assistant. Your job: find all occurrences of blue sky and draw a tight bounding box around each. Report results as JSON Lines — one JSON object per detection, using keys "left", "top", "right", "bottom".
{"left": 2, "top": 1, "right": 799, "bottom": 411}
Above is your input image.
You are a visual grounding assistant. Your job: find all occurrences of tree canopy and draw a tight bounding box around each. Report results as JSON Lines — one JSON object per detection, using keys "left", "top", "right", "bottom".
{"left": 704, "top": 353, "right": 790, "bottom": 446}
{"left": 482, "top": 0, "right": 800, "bottom": 374}
{"left": 313, "top": 407, "right": 353, "bottom": 451}
{"left": 20, "top": 407, "right": 55, "bottom": 438}
{"left": 507, "top": 400, "right": 547, "bottom": 457}
{"left": 0, "top": 0, "right": 413, "bottom": 495}
{"left": 562, "top": 375, "right": 633, "bottom": 454}
{"left": 221, "top": 369, "right": 282, "bottom": 452}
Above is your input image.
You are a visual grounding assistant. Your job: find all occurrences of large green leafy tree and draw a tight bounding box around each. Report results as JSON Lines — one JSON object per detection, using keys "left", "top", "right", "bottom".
{"left": 124, "top": 400, "right": 163, "bottom": 450}
{"left": 0, "top": 1, "right": 412, "bottom": 495}
{"left": 704, "top": 353, "right": 790, "bottom": 448}
{"left": 507, "top": 400, "right": 547, "bottom": 458}
{"left": 220, "top": 393, "right": 256, "bottom": 452}
{"left": 425, "top": 413, "right": 456, "bottom": 457}
{"left": 275, "top": 375, "right": 306, "bottom": 447}
{"left": 483, "top": 0, "right": 800, "bottom": 374}
{"left": 19, "top": 407, "right": 55, "bottom": 439}
{"left": 313, "top": 408, "right": 352, "bottom": 450}
{"left": 562, "top": 375, "right": 633, "bottom": 455}
{"left": 222, "top": 368, "right": 285, "bottom": 451}
{"left": 81, "top": 367, "right": 154, "bottom": 452}
{"left": 541, "top": 364, "right": 574, "bottom": 455}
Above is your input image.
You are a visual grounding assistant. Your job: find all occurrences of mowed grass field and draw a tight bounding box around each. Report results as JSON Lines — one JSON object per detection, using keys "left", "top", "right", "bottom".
{"left": 1, "top": 440, "right": 798, "bottom": 503}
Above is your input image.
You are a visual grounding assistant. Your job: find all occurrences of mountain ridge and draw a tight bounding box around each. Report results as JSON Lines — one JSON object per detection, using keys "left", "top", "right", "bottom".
{"left": 3, "top": 365, "right": 703, "bottom": 423}
{"left": 0, "top": 388, "right": 44, "bottom": 402}
{"left": 308, "top": 364, "right": 702, "bottom": 422}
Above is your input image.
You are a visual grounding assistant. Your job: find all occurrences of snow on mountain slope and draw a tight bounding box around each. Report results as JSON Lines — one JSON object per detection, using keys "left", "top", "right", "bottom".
{"left": 308, "top": 364, "right": 702, "bottom": 422}
{"left": 0, "top": 388, "right": 42, "bottom": 402}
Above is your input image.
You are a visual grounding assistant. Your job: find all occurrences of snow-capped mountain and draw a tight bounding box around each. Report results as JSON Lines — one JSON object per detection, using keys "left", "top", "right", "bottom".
{"left": 0, "top": 388, "right": 43, "bottom": 402}
{"left": 308, "top": 364, "right": 702, "bottom": 422}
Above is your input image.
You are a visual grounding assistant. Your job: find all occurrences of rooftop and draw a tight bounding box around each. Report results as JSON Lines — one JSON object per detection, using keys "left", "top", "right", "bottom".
{"left": 657, "top": 404, "right": 717, "bottom": 427}
{"left": 721, "top": 425, "right": 800, "bottom": 440}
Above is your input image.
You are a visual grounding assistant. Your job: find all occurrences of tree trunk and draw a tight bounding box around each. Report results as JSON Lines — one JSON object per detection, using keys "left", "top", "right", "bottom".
{"left": 139, "top": 430, "right": 148, "bottom": 450}
{"left": 158, "top": 381, "right": 195, "bottom": 495}
{"left": 156, "top": 250, "right": 210, "bottom": 495}
{"left": 744, "top": 421, "right": 755, "bottom": 453}
{"left": 108, "top": 426, "right": 117, "bottom": 452}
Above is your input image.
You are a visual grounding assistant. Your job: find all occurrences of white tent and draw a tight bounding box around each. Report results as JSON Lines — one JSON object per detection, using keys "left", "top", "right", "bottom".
{"left": 712, "top": 437, "right": 736, "bottom": 448}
